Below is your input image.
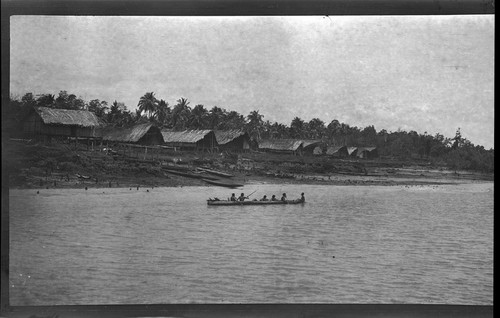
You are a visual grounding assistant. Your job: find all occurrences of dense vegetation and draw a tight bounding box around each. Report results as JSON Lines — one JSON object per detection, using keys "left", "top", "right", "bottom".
{"left": 5, "top": 91, "right": 494, "bottom": 173}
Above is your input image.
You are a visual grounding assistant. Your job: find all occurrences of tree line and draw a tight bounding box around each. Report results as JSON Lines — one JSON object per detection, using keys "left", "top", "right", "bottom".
{"left": 6, "top": 91, "right": 494, "bottom": 173}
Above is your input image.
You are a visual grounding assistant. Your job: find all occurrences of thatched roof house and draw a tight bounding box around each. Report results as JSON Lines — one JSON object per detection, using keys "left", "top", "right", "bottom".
{"left": 259, "top": 139, "right": 322, "bottom": 155}
{"left": 22, "top": 106, "right": 104, "bottom": 139}
{"left": 214, "top": 130, "right": 251, "bottom": 152}
{"left": 161, "top": 129, "right": 217, "bottom": 151}
{"left": 356, "top": 147, "right": 378, "bottom": 159}
{"left": 347, "top": 147, "right": 359, "bottom": 157}
{"left": 326, "top": 145, "right": 349, "bottom": 157}
{"left": 102, "top": 123, "right": 164, "bottom": 145}
{"left": 259, "top": 139, "right": 303, "bottom": 152}
{"left": 301, "top": 140, "right": 322, "bottom": 155}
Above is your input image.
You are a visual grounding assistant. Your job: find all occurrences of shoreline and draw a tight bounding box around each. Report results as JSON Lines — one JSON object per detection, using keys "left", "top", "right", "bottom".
{"left": 5, "top": 140, "right": 493, "bottom": 190}
{"left": 8, "top": 171, "right": 493, "bottom": 190}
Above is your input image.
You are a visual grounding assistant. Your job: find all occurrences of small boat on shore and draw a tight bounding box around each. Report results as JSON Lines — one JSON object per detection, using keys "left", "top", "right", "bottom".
{"left": 202, "top": 178, "right": 244, "bottom": 188}
{"left": 76, "top": 173, "right": 91, "bottom": 179}
{"left": 164, "top": 169, "right": 218, "bottom": 180}
{"left": 207, "top": 199, "right": 305, "bottom": 206}
{"left": 197, "top": 167, "right": 234, "bottom": 178}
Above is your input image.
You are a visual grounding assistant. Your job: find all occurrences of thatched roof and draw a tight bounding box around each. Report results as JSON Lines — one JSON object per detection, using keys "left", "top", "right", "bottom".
{"left": 347, "top": 147, "right": 358, "bottom": 155}
{"left": 161, "top": 129, "right": 214, "bottom": 143}
{"left": 214, "top": 130, "right": 249, "bottom": 145}
{"left": 357, "top": 147, "right": 377, "bottom": 152}
{"left": 35, "top": 106, "right": 103, "bottom": 127}
{"left": 102, "top": 123, "right": 159, "bottom": 143}
{"left": 302, "top": 140, "right": 322, "bottom": 149}
{"left": 259, "top": 139, "right": 304, "bottom": 151}
{"left": 326, "top": 145, "right": 347, "bottom": 155}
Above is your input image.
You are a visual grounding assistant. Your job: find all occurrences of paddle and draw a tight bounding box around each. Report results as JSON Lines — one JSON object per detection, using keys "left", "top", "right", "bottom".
{"left": 246, "top": 189, "right": 257, "bottom": 199}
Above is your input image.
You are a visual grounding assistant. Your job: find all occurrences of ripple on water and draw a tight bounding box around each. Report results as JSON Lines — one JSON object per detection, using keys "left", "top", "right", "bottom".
{"left": 9, "top": 183, "right": 493, "bottom": 305}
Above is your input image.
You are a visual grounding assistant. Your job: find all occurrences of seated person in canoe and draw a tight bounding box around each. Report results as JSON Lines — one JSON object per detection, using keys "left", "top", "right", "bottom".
{"left": 260, "top": 195, "right": 269, "bottom": 201}
{"left": 230, "top": 193, "right": 237, "bottom": 201}
{"left": 281, "top": 193, "right": 287, "bottom": 201}
{"left": 271, "top": 195, "right": 278, "bottom": 201}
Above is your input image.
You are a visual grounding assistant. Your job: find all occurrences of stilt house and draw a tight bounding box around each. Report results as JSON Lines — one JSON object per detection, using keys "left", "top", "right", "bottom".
{"left": 161, "top": 129, "right": 217, "bottom": 151}
{"left": 102, "top": 123, "right": 164, "bottom": 145}
{"left": 214, "top": 130, "right": 251, "bottom": 152}
{"left": 21, "top": 106, "right": 104, "bottom": 141}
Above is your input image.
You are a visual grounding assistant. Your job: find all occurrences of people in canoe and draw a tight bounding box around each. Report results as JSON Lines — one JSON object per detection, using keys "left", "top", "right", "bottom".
{"left": 224, "top": 192, "right": 303, "bottom": 203}
{"left": 238, "top": 193, "right": 247, "bottom": 201}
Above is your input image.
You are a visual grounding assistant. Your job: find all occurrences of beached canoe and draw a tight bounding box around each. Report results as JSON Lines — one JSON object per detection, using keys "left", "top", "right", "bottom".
{"left": 164, "top": 169, "right": 219, "bottom": 180}
{"left": 197, "top": 167, "right": 234, "bottom": 178}
{"left": 202, "top": 178, "right": 244, "bottom": 188}
{"left": 207, "top": 199, "right": 305, "bottom": 206}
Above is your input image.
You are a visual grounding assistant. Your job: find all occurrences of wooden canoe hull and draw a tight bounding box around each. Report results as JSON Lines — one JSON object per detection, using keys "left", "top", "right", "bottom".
{"left": 207, "top": 199, "right": 305, "bottom": 206}
{"left": 202, "top": 178, "right": 244, "bottom": 188}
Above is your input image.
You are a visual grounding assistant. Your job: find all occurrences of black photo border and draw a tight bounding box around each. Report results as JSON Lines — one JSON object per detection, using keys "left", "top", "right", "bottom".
{"left": 1, "top": 0, "right": 495, "bottom": 317}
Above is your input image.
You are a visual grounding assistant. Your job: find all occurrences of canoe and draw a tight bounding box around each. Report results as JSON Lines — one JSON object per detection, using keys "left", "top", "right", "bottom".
{"left": 164, "top": 169, "right": 218, "bottom": 180}
{"left": 197, "top": 167, "right": 234, "bottom": 178}
{"left": 207, "top": 199, "right": 305, "bottom": 206}
{"left": 202, "top": 178, "right": 244, "bottom": 188}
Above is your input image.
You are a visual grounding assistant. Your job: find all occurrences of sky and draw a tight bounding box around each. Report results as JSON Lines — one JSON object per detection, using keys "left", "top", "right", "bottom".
{"left": 10, "top": 15, "right": 494, "bottom": 148}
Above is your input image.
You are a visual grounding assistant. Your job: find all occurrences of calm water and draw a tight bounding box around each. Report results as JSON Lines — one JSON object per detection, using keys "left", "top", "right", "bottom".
{"left": 9, "top": 182, "right": 493, "bottom": 305}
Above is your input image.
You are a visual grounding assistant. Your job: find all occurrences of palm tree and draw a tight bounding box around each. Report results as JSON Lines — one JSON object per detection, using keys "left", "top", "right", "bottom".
{"left": 36, "top": 94, "right": 55, "bottom": 108}
{"left": 189, "top": 104, "right": 208, "bottom": 129}
{"left": 246, "top": 110, "right": 264, "bottom": 141}
{"left": 307, "top": 118, "right": 325, "bottom": 139}
{"left": 208, "top": 106, "right": 224, "bottom": 129}
{"left": 137, "top": 92, "right": 158, "bottom": 118}
{"left": 225, "top": 111, "right": 246, "bottom": 130}
{"left": 171, "top": 98, "right": 191, "bottom": 130}
{"left": 154, "top": 99, "right": 171, "bottom": 126}
{"left": 290, "top": 117, "right": 304, "bottom": 138}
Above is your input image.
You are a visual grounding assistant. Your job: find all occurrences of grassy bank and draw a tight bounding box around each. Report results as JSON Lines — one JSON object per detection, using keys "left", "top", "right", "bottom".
{"left": 3, "top": 139, "right": 493, "bottom": 190}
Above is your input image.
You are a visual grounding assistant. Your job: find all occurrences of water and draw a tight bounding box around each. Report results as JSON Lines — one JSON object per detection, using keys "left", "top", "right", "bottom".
{"left": 9, "top": 183, "right": 493, "bottom": 305}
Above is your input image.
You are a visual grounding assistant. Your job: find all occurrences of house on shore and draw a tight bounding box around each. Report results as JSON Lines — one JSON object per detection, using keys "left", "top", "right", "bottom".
{"left": 259, "top": 139, "right": 322, "bottom": 156}
{"left": 258, "top": 139, "right": 305, "bottom": 155}
{"left": 21, "top": 106, "right": 104, "bottom": 141}
{"left": 356, "top": 147, "right": 378, "bottom": 159}
{"left": 347, "top": 147, "right": 359, "bottom": 158}
{"left": 301, "top": 140, "right": 322, "bottom": 155}
{"left": 102, "top": 122, "right": 164, "bottom": 145}
{"left": 161, "top": 129, "right": 217, "bottom": 152}
{"left": 326, "top": 145, "right": 349, "bottom": 158}
{"left": 214, "top": 130, "right": 251, "bottom": 152}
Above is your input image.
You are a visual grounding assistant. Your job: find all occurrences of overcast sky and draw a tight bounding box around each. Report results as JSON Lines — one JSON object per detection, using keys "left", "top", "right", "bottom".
{"left": 10, "top": 15, "right": 494, "bottom": 148}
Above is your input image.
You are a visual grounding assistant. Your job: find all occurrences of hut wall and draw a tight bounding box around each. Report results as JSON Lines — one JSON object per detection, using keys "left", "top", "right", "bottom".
{"left": 196, "top": 133, "right": 217, "bottom": 151}
{"left": 219, "top": 136, "right": 250, "bottom": 152}
{"left": 137, "top": 127, "right": 163, "bottom": 145}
